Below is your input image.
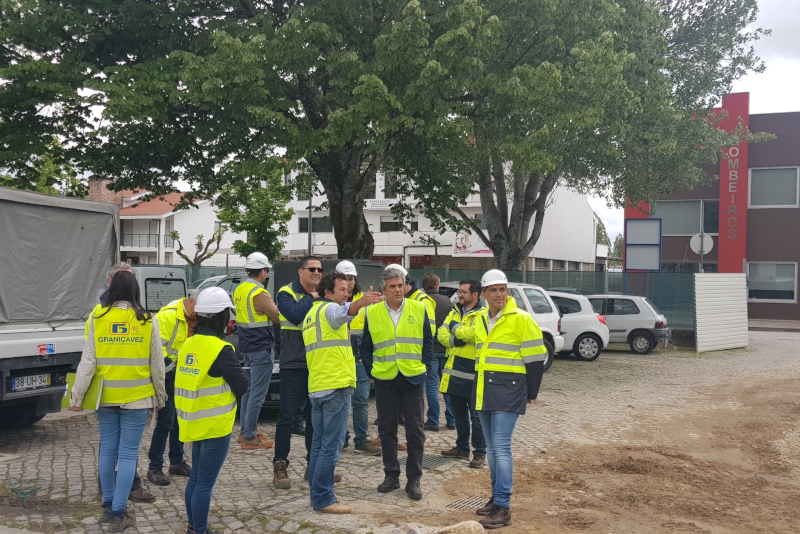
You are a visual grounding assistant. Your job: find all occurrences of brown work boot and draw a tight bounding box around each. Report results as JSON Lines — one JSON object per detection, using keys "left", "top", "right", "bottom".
{"left": 273, "top": 460, "right": 291, "bottom": 489}
{"left": 107, "top": 504, "right": 136, "bottom": 533}
{"left": 128, "top": 487, "right": 155, "bottom": 503}
{"left": 479, "top": 504, "right": 511, "bottom": 529}
{"left": 316, "top": 501, "right": 352, "bottom": 514}
{"left": 237, "top": 431, "right": 266, "bottom": 443}
{"left": 470, "top": 454, "right": 486, "bottom": 469}
{"left": 241, "top": 434, "right": 274, "bottom": 449}
{"left": 397, "top": 443, "right": 408, "bottom": 451}
{"left": 476, "top": 497, "right": 494, "bottom": 516}
{"left": 441, "top": 447, "right": 469, "bottom": 459}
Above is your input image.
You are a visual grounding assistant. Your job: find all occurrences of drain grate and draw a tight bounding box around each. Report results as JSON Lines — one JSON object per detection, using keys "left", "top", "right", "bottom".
{"left": 400, "top": 454, "right": 457, "bottom": 469}
{"left": 446, "top": 496, "right": 491, "bottom": 511}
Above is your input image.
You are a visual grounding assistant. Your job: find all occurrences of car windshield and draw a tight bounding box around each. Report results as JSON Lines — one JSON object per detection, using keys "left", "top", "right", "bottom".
{"left": 644, "top": 297, "right": 663, "bottom": 315}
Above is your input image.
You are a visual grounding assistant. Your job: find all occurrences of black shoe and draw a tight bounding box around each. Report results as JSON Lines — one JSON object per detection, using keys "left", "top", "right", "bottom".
{"left": 342, "top": 437, "right": 350, "bottom": 450}
{"left": 446, "top": 423, "right": 456, "bottom": 430}
{"left": 168, "top": 462, "right": 192, "bottom": 477}
{"left": 476, "top": 497, "right": 494, "bottom": 516}
{"left": 405, "top": 479, "right": 422, "bottom": 500}
{"left": 146, "top": 469, "right": 170, "bottom": 486}
{"left": 423, "top": 424, "right": 440, "bottom": 432}
{"left": 377, "top": 476, "right": 400, "bottom": 493}
{"left": 291, "top": 426, "right": 306, "bottom": 436}
{"left": 479, "top": 504, "right": 511, "bottom": 529}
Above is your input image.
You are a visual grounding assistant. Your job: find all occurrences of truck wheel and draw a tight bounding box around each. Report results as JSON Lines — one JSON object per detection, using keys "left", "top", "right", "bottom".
{"left": 629, "top": 331, "right": 655, "bottom": 355}
{"left": 0, "top": 402, "right": 43, "bottom": 429}
{"left": 573, "top": 333, "right": 602, "bottom": 361}
{"left": 543, "top": 339, "right": 554, "bottom": 373}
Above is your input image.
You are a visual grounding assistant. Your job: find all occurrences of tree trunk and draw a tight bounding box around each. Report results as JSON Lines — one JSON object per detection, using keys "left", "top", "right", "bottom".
{"left": 308, "top": 148, "right": 376, "bottom": 259}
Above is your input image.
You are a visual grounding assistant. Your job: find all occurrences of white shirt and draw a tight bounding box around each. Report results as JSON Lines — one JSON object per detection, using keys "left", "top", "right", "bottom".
{"left": 385, "top": 299, "right": 405, "bottom": 327}
{"left": 487, "top": 309, "right": 504, "bottom": 335}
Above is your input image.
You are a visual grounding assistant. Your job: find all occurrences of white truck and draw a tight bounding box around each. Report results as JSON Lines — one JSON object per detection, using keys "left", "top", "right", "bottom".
{"left": 0, "top": 187, "right": 120, "bottom": 428}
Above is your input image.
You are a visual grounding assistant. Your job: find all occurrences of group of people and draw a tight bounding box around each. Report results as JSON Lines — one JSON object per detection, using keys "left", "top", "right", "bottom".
{"left": 69, "top": 255, "right": 547, "bottom": 532}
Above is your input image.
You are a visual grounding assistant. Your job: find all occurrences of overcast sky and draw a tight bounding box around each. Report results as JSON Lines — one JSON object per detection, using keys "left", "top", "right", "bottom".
{"left": 589, "top": 0, "right": 800, "bottom": 241}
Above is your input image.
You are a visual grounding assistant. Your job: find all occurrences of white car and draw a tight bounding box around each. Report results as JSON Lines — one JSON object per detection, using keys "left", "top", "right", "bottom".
{"left": 445, "top": 282, "right": 564, "bottom": 372}
{"left": 548, "top": 291, "right": 610, "bottom": 361}
{"left": 586, "top": 295, "right": 669, "bottom": 355}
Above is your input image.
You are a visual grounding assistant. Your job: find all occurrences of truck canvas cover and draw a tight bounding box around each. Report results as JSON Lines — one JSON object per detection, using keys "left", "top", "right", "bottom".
{"left": 0, "top": 188, "right": 119, "bottom": 324}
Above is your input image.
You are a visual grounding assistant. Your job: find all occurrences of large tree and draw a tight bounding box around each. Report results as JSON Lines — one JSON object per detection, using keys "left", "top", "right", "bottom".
{"left": 0, "top": 0, "right": 768, "bottom": 266}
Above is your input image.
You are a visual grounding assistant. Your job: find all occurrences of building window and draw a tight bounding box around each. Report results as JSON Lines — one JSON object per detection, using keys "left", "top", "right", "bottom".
{"left": 364, "top": 174, "right": 377, "bottom": 200}
{"left": 535, "top": 258, "right": 550, "bottom": 270}
{"left": 384, "top": 173, "right": 398, "bottom": 199}
{"left": 474, "top": 214, "right": 487, "bottom": 230}
{"left": 750, "top": 167, "right": 799, "bottom": 208}
{"left": 299, "top": 217, "right": 333, "bottom": 233}
{"left": 213, "top": 221, "right": 222, "bottom": 234}
{"left": 653, "top": 200, "right": 719, "bottom": 235}
{"left": 552, "top": 260, "right": 564, "bottom": 270}
{"left": 748, "top": 262, "right": 797, "bottom": 302}
{"left": 380, "top": 216, "right": 417, "bottom": 232}
{"left": 568, "top": 261, "right": 581, "bottom": 271}
{"left": 297, "top": 181, "right": 313, "bottom": 201}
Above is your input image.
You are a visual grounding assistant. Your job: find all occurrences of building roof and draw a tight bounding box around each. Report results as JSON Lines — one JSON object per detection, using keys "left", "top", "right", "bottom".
{"left": 120, "top": 192, "right": 188, "bottom": 216}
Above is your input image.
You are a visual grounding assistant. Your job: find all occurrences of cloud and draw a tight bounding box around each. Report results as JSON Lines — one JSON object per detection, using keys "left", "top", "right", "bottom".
{"left": 751, "top": 0, "right": 800, "bottom": 62}
{"left": 588, "top": 195, "right": 625, "bottom": 240}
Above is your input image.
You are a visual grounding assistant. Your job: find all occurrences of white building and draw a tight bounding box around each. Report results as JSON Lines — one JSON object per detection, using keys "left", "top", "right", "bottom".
{"left": 281, "top": 173, "right": 603, "bottom": 271}
{"left": 88, "top": 178, "right": 245, "bottom": 267}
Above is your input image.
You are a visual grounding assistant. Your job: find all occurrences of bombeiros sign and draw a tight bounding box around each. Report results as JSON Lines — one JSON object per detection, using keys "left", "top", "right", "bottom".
{"left": 725, "top": 145, "right": 742, "bottom": 240}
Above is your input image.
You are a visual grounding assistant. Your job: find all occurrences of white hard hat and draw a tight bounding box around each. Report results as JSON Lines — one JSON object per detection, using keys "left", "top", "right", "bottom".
{"left": 385, "top": 263, "right": 408, "bottom": 279}
{"left": 245, "top": 252, "right": 272, "bottom": 270}
{"left": 335, "top": 260, "right": 358, "bottom": 277}
{"left": 481, "top": 269, "right": 508, "bottom": 288}
{"left": 195, "top": 287, "right": 234, "bottom": 315}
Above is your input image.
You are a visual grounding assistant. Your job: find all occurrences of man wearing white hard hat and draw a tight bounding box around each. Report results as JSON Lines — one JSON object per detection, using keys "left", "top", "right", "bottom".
{"left": 452, "top": 269, "right": 547, "bottom": 529}
{"left": 335, "top": 260, "right": 382, "bottom": 456}
{"left": 233, "top": 252, "right": 280, "bottom": 449}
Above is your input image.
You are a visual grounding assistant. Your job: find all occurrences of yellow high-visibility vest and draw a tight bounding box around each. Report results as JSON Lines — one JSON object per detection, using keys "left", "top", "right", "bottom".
{"left": 93, "top": 307, "right": 155, "bottom": 404}
{"left": 408, "top": 289, "right": 436, "bottom": 335}
{"left": 438, "top": 304, "right": 484, "bottom": 396}
{"left": 365, "top": 300, "right": 427, "bottom": 380}
{"left": 155, "top": 299, "right": 190, "bottom": 368}
{"left": 234, "top": 281, "right": 271, "bottom": 329}
{"left": 175, "top": 335, "right": 237, "bottom": 442}
{"left": 303, "top": 301, "right": 356, "bottom": 393}
{"left": 349, "top": 292, "right": 365, "bottom": 337}
{"left": 277, "top": 284, "right": 304, "bottom": 330}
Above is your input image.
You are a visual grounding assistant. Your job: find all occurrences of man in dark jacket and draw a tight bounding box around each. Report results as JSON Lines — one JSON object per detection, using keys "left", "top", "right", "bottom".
{"left": 422, "top": 273, "right": 455, "bottom": 431}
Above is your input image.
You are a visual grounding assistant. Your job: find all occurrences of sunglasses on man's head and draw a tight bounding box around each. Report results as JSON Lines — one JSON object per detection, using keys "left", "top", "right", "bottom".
{"left": 303, "top": 267, "right": 324, "bottom": 273}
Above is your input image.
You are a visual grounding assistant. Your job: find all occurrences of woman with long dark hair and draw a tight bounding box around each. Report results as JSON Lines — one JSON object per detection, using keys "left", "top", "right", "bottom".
{"left": 70, "top": 270, "right": 166, "bottom": 532}
{"left": 175, "top": 287, "right": 247, "bottom": 534}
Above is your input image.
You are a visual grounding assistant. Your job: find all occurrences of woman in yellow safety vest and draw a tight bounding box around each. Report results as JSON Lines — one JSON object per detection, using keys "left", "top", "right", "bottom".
{"left": 70, "top": 271, "right": 167, "bottom": 533}
{"left": 175, "top": 287, "right": 248, "bottom": 534}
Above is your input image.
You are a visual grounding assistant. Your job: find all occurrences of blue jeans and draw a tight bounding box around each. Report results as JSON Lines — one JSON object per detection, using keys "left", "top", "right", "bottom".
{"left": 148, "top": 371, "right": 185, "bottom": 470}
{"left": 477, "top": 411, "right": 519, "bottom": 509}
{"left": 294, "top": 395, "right": 308, "bottom": 430}
{"left": 451, "top": 394, "right": 486, "bottom": 455}
{"left": 185, "top": 435, "right": 231, "bottom": 534}
{"left": 274, "top": 368, "right": 312, "bottom": 464}
{"left": 97, "top": 408, "right": 150, "bottom": 513}
{"left": 351, "top": 362, "right": 370, "bottom": 445}
{"left": 425, "top": 354, "right": 454, "bottom": 428}
{"left": 308, "top": 388, "right": 352, "bottom": 510}
{"left": 239, "top": 349, "right": 274, "bottom": 439}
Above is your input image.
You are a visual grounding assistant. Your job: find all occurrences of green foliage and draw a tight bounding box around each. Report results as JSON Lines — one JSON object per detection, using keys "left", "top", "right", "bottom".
{"left": 596, "top": 218, "right": 611, "bottom": 247}
{"left": 216, "top": 171, "right": 294, "bottom": 262}
{"left": 610, "top": 233, "right": 624, "bottom": 264}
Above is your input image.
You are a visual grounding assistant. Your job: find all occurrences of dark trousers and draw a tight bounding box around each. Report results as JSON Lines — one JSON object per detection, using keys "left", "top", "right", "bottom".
{"left": 148, "top": 371, "right": 185, "bottom": 470}
{"left": 273, "top": 368, "right": 312, "bottom": 465}
{"left": 375, "top": 374, "right": 425, "bottom": 482}
{"left": 450, "top": 393, "right": 486, "bottom": 455}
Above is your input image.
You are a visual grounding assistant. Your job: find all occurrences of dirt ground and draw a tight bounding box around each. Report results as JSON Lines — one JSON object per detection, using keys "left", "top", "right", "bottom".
{"left": 378, "top": 373, "right": 800, "bottom": 533}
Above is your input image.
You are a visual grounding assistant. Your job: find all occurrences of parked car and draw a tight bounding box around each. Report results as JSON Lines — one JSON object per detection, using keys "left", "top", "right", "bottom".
{"left": 548, "top": 291, "right": 610, "bottom": 361}
{"left": 445, "top": 282, "right": 563, "bottom": 372}
{"left": 585, "top": 295, "right": 669, "bottom": 355}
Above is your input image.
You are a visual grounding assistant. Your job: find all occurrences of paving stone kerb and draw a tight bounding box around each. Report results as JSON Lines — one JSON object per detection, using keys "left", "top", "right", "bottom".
{"left": 1, "top": 336, "right": 797, "bottom": 533}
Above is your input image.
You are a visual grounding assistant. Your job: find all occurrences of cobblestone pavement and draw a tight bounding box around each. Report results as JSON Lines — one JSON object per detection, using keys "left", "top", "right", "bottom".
{"left": 2, "top": 332, "right": 799, "bottom": 534}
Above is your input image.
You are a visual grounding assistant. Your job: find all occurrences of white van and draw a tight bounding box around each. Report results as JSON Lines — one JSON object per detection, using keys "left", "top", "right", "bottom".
{"left": 132, "top": 266, "right": 189, "bottom": 312}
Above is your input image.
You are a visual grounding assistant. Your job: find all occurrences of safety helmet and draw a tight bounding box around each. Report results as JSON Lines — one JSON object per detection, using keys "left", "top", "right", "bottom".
{"left": 335, "top": 260, "right": 358, "bottom": 277}
{"left": 194, "top": 287, "right": 235, "bottom": 315}
{"left": 385, "top": 263, "right": 408, "bottom": 279}
{"left": 481, "top": 269, "right": 509, "bottom": 288}
{"left": 245, "top": 252, "right": 272, "bottom": 270}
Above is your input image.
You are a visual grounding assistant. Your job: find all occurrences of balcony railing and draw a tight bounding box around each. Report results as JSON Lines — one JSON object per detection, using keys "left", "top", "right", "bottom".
{"left": 164, "top": 235, "right": 176, "bottom": 248}
{"left": 121, "top": 234, "right": 158, "bottom": 247}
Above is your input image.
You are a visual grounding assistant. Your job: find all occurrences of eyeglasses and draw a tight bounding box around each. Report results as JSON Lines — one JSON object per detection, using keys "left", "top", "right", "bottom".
{"left": 303, "top": 267, "right": 324, "bottom": 273}
{"left": 457, "top": 290, "right": 472, "bottom": 295}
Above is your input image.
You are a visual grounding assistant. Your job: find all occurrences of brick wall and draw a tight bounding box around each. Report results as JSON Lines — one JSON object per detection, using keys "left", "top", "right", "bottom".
{"left": 87, "top": 176, "right": 124, "bottom": 206}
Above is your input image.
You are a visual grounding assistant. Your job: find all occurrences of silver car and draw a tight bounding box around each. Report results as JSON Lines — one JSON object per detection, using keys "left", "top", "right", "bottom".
{"left": 586, "top": 295, "right": 669, "bottom": 355}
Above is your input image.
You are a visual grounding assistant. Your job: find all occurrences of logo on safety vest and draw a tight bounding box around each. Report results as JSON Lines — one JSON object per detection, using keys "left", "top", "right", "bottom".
{"left": 185, "top": 353, "right": 197, "bottom": 366}
{"left": 407, "top": 316, "right": 416, "bottom": 324}
{"left": 110, "top": 323, "right": 130, "bottom": 335}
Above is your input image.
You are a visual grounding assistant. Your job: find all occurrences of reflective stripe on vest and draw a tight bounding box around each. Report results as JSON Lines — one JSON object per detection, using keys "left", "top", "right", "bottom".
{"left": 175, "top": 335, "right": 237, "bottom": 442}
{"left": 277, "top": 285, "right": 304, "bottom": 330}
{"left": 366, "top": 300, "right": 427, "bottom": 380}
{"left": 235, "top": 281, "right": 272, "bottom": 329}
{"left": 93, "top": 307, "right": 155, "bottom": 405}
{"left": 443, "top": 367, "right": 475, "bottom": 381}
{"left": 303, "top": 301, "right": 357, "bottom": 393}
{"left": 156, "top": 300, "right": 189, "bottom": 367}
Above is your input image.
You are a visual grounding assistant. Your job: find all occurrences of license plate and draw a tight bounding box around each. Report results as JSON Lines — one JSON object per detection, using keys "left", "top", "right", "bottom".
{"left": 12, "top": 373, "right": 51, "bottom": 391}
{"left": 272, "top": 363, "right": 280, "bottom": 374}
{"left": 270, "top": 393, "right": 280, "bottom": 401}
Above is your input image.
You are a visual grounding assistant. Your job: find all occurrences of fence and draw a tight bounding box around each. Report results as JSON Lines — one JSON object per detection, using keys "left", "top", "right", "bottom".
{"left": 417, "top": 269, "right": 696, "bottom": 331}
